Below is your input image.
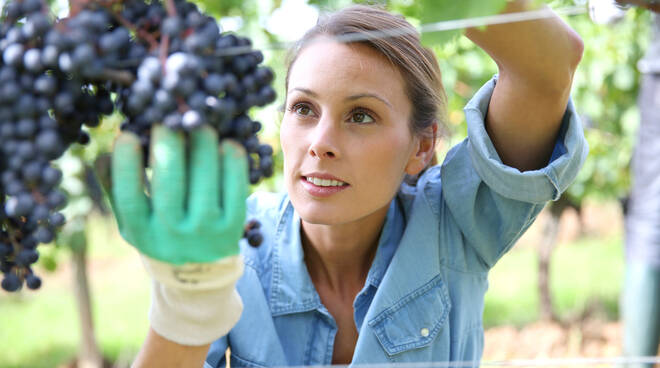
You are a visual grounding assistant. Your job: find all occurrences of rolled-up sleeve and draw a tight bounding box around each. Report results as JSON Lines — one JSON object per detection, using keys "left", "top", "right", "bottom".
{"left": 430, "top": 75, "right": 588, "bottom": 269}
{"left": 464, "top": 75, "right": 588, "bottom": 203}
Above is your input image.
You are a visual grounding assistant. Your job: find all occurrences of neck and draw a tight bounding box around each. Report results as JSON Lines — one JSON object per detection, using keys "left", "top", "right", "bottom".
{"left": 301, "top": 204, "right": 389, "bottom": 302}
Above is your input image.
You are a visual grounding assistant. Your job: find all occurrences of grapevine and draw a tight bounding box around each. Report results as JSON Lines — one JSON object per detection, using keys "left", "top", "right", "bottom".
{"left": 0, "top": 0, "right": 276, "bottom": 292}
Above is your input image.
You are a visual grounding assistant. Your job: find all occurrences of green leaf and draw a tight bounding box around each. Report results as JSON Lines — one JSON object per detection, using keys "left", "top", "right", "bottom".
{"left": 416, "top": 0, "right": 508, "bottom": 46}
{"left": 192, "top": 0, "right": 245, "bottom": 18}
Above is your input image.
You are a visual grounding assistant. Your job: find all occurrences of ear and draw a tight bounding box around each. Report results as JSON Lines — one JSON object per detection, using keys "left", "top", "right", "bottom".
{"left": 405, "top": 123, "right": 437, "bottom": 176}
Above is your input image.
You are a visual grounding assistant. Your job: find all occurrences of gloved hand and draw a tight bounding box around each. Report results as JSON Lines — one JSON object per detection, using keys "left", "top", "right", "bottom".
{"left": 102, "top": 125, "right": 248, "bottom": 345}
{"left": 111, "top": 125, "right": 247, "bottom": 264}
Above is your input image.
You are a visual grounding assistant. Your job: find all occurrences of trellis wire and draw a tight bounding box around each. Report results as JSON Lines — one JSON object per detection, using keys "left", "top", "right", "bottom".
{"left": 65, "top": 6, "right": 589, "bottom": 68}
{"left": 269, "top": 356, "right": 660, "bottom": 368}
{"left": 213, "top": 5, "right": 588, "bottom": 58}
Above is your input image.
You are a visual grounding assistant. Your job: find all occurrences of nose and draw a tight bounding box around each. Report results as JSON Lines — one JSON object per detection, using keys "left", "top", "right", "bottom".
{"left": 308, "top": 117, "right": 340, "bottom": 160}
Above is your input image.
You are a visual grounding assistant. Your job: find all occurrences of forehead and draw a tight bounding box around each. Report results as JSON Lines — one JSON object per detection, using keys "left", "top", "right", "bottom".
{"left": 288, "top": 38, "right": 409, "bottom": 110}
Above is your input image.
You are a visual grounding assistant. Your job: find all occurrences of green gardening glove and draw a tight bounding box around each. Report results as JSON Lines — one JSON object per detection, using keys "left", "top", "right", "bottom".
{"left": 109, "top": 125, "right": 248, "bottom": 265}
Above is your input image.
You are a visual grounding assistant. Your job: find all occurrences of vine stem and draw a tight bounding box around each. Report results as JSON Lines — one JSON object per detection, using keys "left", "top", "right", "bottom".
{"left": 165, "top": 0, "right": 177, "bottom": 16}
{"left": 160, "top": 0, "right": 178, "bottom": 73}
{"left": 5, "top": 222, "right": 22, "bottom": 256}
{"left": 100, "top": 68, "right": 135, "bottom": 86}
{"left": 160, "top": 35, "right": 170, "bottom": 71}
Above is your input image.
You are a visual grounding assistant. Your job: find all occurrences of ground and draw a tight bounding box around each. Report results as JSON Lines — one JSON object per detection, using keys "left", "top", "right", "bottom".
{"left": 484, "top": 319, "right": 623, "bottom": 362}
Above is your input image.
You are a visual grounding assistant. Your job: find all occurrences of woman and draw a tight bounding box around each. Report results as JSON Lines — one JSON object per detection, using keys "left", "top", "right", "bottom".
{"left": 109, "top": 1, "right": 587, "bottom": 366}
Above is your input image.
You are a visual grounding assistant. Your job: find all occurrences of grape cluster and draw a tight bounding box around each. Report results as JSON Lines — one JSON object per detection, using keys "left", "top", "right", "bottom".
{"left": 0, "top": 0, "right": 101, "bottom": 292}
{"left": 0, "top": 0, "right": 275, "bottom": 291}
{"left": 115, "top": 0, "right": 276, "bottom": 184}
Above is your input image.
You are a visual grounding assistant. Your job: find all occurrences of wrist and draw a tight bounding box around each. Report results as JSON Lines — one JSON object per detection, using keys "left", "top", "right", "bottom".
{"left": 140, "top": 254, "right": 244, "bottom": 291}
{"left": 141, "top": 254, "right": 245, "bottom": 345}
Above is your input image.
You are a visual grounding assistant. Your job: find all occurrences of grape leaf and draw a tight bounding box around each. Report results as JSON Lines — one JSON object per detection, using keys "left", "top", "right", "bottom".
{"left": 416, "top": 0, "right": 509, "bottom": 46}
{"left": 192, "top": 0, "right": 245, "bottom": 17}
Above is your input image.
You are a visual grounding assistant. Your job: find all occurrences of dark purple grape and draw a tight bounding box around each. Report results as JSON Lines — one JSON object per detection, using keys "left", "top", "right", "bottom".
{"left": 162, "top": 16, "right": 183, "bottom": 37}
{"left": 77, "top": 131, "right": 91, "bottom": 145}
{"left": 255, "top": 67, "right": 274, "bottom": 85}
{"left": 258, "top": 86, "right": 276, "bottom": 106}
{"left": 25, "top": 273, "right": 41, "bottom": 289}
{"left": 23, "top": 48, "right": 43, "bottom": 72}
{"left": 16, "top": 249, "right": 38, "bottom": 266}
{"left": 182, "top": 110, "right": 203, "bottom": 129}
{"left": 258, "top": 144, "right": 273, "bottom": 157}
{"left": 0, "top": 243, "right": 12, "bottom": 257}
{"left": 163, "top": 113, "right": 183, "bottom": 129}
{"left": 22, "top": 0, "right": 42, "bottom": 14}
{"left": 46, "top": 190, "right": 66, "bottom": 210}
{"left": 204, "top": 74, "right": 225, "bottom": 95}
{"left": 48, "top": 212, "right": 65, "bottom": 227}
{"left": 3, "top": 44, "right": 24, "bottom": 66}
{"left": 31, "top": 204, "right": 50, "bottom": 222}
{"left": 1, "top": 272, "right": 21, "bottom": 292}
{"left": 36, "top": 130, "right": 63, "bottom": 158}
{"left": 249, "top": 169, "right": 261, "bottom": 185}
{"left": 259, "top": 156, "right": 274, "bottom": 177}
{"left": 244, "top": 136, "right": 259, "bottom": 153}
{"left": 41, "top": 167, "right": 62, "bottom": 186}
{"left": 246, "top": 228, "right": 263, "bottom": 247}
{"left": 33, "top": 226, "right": 54, "bottom": 243}
{"left": 72, "top": 44, "right": 94, "bottom": 66}
{"left": 22, "top": 161, "right": 43, "bottom": 183}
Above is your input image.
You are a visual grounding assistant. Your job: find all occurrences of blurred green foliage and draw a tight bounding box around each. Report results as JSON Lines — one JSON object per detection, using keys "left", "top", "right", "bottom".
{"left": 190, "top": 0, "right": 651, "bottom": 206}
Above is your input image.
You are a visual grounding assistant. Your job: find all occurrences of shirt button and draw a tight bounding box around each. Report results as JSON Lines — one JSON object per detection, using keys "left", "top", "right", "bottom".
{"left": 420, "top": 328, "right": 430, "bottom": 337}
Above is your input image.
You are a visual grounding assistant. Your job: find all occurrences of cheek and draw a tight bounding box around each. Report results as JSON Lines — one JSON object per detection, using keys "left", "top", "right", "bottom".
{"left": 362, "top": 133, "right": 413, "bottom": 178}
{"left": 279, "top": 120, "right": 303, "bottom": 176}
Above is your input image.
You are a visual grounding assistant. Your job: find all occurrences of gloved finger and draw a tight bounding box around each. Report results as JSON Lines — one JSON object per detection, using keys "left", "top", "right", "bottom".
{"left": 217, "top": 139, "right": 248, "bottom": 233}
{"left": 150, "top": 125, "right": 186, "bottom": 224}
{"left": 188, "top": 126, "right": 220, "bottom": 221}
{"left": 111, "top": 133, "right": 150, "bottom": 237}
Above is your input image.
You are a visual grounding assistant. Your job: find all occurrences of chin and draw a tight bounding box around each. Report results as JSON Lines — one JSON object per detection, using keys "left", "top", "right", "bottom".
{"left": 292, "top": 199, "right": 353, "bottom": 226}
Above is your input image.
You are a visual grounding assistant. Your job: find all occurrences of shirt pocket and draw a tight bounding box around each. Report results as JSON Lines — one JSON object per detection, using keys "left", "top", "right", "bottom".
{"left": 368, "top": 274, "right": 452, "bottom": 356}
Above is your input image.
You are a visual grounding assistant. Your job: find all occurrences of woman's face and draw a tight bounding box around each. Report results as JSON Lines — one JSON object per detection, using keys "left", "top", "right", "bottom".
{"left": 280, "top": 38, "right": 426, "bottom": 226}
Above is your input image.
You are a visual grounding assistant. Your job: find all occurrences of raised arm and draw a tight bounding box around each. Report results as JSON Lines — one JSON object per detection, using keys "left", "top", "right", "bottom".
{"left": 464, "top": 0, "right": 584, "bottom": 172}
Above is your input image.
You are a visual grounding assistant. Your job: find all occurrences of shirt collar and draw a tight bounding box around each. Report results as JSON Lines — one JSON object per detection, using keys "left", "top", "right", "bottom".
{"left": 269, "top": 195, "right": 405, "bottom": 317}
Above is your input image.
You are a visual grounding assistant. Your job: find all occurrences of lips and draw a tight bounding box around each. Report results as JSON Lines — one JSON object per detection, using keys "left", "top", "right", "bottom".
{"left": 300, "top": 172, "right": 350, "bottom": 197}
{"left": 301, "top": 172, "right": 349, "bottom": 186}
{"left": 304, "top": 176, "right": 348, "bottom": 187}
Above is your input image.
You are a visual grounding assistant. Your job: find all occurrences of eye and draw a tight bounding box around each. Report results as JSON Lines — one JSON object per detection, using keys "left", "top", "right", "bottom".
{"left": 291, "top": 103, "right": 314, "bottom": 117}
{"left": 349, "top": 109, "right": 375, "bottom": 124}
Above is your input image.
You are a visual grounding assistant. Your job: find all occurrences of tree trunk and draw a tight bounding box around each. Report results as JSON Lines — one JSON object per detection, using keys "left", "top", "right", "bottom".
{"left": 72, "top": 245, "right": 104, "bottom": 368}
{"left": 537, "top": 199, "right": 566, "bottom": 322}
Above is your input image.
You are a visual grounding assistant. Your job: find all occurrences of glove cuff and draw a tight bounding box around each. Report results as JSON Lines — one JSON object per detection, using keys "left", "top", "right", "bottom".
{"left": 142, "top": 255, "right": 244, "bottom": 346}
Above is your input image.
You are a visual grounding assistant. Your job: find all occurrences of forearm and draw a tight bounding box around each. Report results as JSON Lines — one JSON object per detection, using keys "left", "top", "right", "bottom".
{"left": 464, "top": 0, "right": 583, "bottom": 93}
{"left": 460, "top": 0, "right": 584, "bottom": 171}
{"left": 132, "top": 327, "right": 211, "bottom": 368}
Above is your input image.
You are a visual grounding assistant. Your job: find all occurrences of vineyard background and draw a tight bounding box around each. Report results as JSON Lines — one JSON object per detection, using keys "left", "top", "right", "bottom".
{"left": 0, "top": 0, "right": 654, "bottom": 366}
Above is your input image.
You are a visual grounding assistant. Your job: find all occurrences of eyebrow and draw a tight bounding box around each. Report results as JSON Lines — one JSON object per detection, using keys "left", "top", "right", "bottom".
{"left": 289, "top": 87, "right": 392, "bottom": 108}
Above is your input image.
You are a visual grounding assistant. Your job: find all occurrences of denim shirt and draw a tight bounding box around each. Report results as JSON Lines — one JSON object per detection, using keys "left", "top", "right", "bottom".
{"left": 205, "top": 76, "right": 588, "bottom": 367}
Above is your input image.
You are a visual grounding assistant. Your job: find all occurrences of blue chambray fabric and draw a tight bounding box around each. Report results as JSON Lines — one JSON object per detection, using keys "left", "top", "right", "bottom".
{"left": 204, "top": 75, "right": 588, "bottom": 367}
